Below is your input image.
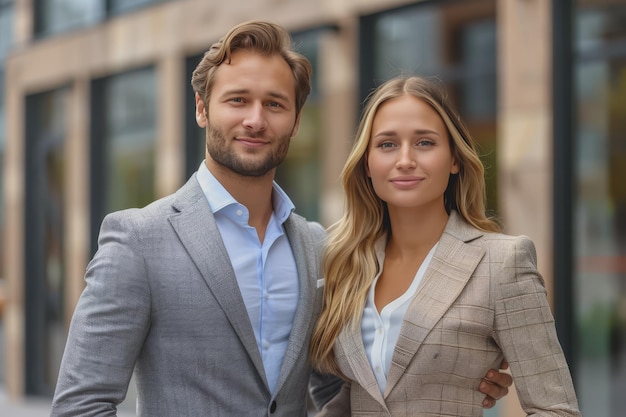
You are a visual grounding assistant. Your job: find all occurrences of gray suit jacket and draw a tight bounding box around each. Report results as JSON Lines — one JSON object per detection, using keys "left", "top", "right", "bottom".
{"left": 318, "top": 211, "right": 581, "bottom": 417}
{"left": 51, "top": 175, "right": 338, "bottom": 416}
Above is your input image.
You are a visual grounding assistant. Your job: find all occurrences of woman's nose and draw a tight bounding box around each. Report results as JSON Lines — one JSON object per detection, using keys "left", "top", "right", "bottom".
{"left": 395, "top": 146, "right": 417, "bottom": 169}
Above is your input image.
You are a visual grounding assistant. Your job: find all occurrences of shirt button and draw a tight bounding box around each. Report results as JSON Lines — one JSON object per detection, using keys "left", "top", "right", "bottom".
{"left": 236, "top": 209, "right": 243, "bottom": 216}
{"left": 264, "top": 340, "right": 270, "bottom": 349}
{"left": 375, "top": 366, "right": 382, "bottom": 373}
{"left": 377, "top": 328, "right": 383, "bottom": 335}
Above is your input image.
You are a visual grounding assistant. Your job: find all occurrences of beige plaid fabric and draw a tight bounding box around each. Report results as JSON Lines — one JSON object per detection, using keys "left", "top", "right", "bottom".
{"left": 318, "top": 211, "right": 581, "bottom": 417}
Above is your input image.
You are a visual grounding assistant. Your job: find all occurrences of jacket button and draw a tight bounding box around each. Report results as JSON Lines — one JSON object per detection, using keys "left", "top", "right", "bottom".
{"left": 270, "top": 401, "right": 277, "bottom": 413}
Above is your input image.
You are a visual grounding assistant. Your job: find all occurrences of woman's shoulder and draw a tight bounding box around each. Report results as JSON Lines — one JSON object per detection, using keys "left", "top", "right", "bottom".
{"left": 480, "top": 231, "right": 535, "bottom": 247}
{"left": 477, "top": 232, "right": 538, "bottom": 268}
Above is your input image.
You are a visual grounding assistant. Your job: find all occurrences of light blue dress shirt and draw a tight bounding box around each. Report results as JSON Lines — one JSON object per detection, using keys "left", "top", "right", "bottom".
{"left": 361, "top": 236, "right": 438, "bottom": 394}
{"left": 196, "top": 162, "right": 299, "bottom": 394}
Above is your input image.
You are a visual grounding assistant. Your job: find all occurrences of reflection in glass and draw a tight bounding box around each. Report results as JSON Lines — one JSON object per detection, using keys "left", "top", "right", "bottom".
{"left": 574, "top": 3, "right": 626, "bottom": 416}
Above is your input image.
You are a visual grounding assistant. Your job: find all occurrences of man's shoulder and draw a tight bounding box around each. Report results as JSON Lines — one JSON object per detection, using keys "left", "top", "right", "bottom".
{"left": 287, "top": 212, "right": 326, "bottom": 236}
{"left": 100, "top": 181, "right": 197, "bottom": 234}
{"left": 105, "top": 193, "right": 176, "bottom": 221}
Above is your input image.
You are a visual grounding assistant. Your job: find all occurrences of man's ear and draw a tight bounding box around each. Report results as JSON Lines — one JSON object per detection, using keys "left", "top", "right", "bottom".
{"left": 195, "top": 92, "right": 208, "bottom": 128}
{"left": 290, "top": 113, "right": 301, "bottom": 138}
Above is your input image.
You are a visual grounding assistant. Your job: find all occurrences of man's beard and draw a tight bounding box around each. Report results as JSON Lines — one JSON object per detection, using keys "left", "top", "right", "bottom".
{"left": 205, "top": 124, "right": 291, "bottom": 177}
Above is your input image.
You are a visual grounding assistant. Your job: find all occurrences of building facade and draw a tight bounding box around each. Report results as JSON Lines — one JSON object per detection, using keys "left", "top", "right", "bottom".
{"left": 0, "top": 0, "right": 625, "bottom": 416}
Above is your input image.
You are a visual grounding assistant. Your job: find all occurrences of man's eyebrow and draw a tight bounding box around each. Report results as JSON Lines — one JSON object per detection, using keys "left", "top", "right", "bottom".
{"left": 220, "top": 88, "right": 249, "bottom": 96}
{"left": 220, "top": 89, "right": 291, "bottom": 102}
{"left": 267, "top": 91, "right": 291, "bottom": 102}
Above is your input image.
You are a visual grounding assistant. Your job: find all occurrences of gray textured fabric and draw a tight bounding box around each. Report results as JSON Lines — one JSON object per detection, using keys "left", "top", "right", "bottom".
{"left": 51, "top": 175, "right": 338, "bottom": 416}
{"left": 317, "top": 211, "right": 581, "bottom": 417}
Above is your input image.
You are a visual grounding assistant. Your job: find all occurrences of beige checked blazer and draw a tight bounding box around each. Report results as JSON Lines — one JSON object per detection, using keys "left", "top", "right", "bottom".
{"left": 316, "top": 211, "right": 581, "bottom": 417}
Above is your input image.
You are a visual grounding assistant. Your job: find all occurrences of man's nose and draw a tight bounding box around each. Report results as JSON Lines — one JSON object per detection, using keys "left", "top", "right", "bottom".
{"left": 243, "top": 103, "right": 267, "bottom": 132}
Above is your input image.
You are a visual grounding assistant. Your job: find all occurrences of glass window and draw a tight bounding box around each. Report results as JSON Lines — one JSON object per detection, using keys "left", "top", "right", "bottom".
{"left": 361, "top": 0, "right": 498, "bottom": 213}
{"left": 24, "top": 88, "right": 68, "bottom": 395}
{"left": 91, "top": 67, "right": 157, "bottom": 251}
{"left": 372, "top": 5, "right": 442, "bottom": 81}
{"left": 0, "top": 0, "right": 11, "bottom": 387}
{"left": 184, "top": 53, "right": 205, "bottom": 179}
{"left": 573, "top": 2, "right": 626, "bottom": 416}
{"left": 274, "top": 30, "right": 322, "bottom": 221}
{"left": 104, "top": 67, "right": 157, "bottom": 214}
{"left": 0, "top": 67, "right": 5, "bottom": 258}
{"left": 34, "top": 0, "right": 103, "bottom": 36}
{"left": 108, "top": 0, "right": 166, "bottom": 15}
{"left": 0, "top": 0, "right": 13, "bottom": 60}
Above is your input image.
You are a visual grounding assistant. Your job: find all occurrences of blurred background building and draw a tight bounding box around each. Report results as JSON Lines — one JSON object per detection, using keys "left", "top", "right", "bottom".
{"left": 0, "top": 0, "right": 624, "bottom": 416}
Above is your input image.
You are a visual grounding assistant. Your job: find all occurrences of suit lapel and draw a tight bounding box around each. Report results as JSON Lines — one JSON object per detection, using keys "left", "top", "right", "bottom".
{"left": 384, "top": 212, "right": 485, "bottom": 396}
{"left": 273, "top": 215, "right": 319, "bottom": 393}
{"left": 337, "top": 324, "right": 388, "bottom": 407}
{"left": 168, "top": 176, "right": 268, "bottom": 388}
{"left": 272, "top": 216, "right": 311, "bottom": 391}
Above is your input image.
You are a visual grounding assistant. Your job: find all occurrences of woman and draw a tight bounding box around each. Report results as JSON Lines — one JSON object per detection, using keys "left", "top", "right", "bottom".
{"left": 309, "top": 76, "right": 581, "bottom": 416}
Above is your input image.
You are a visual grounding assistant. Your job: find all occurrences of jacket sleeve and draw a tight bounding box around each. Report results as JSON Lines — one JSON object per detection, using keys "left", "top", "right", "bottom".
{"left": 50, "top": 211, "right": 151, "bottom": 416}
{"left": 309, "top": 371, "right": 345, "bottom": 410}
{"left": 312, "top": 379, "right": 352, "bottom": 416}
{"left": 493, "top": 236, "right": 581, "bottom": 416}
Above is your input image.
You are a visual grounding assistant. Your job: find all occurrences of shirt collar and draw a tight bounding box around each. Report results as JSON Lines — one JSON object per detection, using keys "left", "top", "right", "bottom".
{"left": 195, "top": 161, "right": 295, "bottom": 224}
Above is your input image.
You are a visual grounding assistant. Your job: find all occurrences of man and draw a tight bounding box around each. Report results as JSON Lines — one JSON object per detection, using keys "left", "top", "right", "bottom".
{"left": 51, "top": 21, "right": 511, "bottom": 416}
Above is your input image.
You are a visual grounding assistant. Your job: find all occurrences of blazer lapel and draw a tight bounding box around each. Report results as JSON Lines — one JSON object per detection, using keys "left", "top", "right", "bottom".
{"left": 384, "top": 212, "right": 486, "bottom": 396}
{"left": 337, "top": 324, "right": 388, "bottom": 407}
{"left": 273, "top": 215, "right": 319, "bottom": 393}
{"left": 168, "top": 176, "right": 268, "bottom": 388}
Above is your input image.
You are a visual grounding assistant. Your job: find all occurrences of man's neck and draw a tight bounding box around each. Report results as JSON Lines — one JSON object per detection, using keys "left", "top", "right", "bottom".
{"left": 206, "top": 162, "right": 275, "bottom": 242}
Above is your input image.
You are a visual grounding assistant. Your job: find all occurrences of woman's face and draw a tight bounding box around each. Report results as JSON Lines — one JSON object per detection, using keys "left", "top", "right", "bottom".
{"left": 366, "top": 94, "right": 459, "bottom": 213}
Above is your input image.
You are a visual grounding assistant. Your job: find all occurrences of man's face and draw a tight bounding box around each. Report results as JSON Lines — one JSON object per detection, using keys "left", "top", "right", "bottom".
{"left": 195, "top": 50, "right": 300, "bottom": 178}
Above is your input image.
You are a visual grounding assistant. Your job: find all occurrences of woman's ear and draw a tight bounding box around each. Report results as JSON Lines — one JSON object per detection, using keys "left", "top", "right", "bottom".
{"left": 451, "top": 158, "right": 460, "bottom": 175}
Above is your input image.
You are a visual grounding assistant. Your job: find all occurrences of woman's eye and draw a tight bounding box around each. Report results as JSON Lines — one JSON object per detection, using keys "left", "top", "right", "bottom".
{"left": 379, "top": 142, "right": 395, "bottom": 149}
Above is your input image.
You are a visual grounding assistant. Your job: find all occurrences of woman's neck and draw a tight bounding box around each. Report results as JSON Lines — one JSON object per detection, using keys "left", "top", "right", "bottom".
{"left": 386, "top": 206, "right": 449, "bottom": 256}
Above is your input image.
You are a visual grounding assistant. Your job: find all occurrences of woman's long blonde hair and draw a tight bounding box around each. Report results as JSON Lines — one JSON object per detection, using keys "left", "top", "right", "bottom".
{"left": 309, "top": 76, "right": 501, "bottom": 377}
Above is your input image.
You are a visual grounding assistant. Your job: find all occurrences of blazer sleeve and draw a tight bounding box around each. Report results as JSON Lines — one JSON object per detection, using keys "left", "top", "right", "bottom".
{"left": 492, "top": 236, "right": 581, "bottom": 416}
{"left": 51, "top": 211, "right": 151, "bottom": 416}
{"left": 313, "top": 379, "right": 352, "bottom": 417}
{"left": 309, "top": 371, "right": 345, "bottom": 410}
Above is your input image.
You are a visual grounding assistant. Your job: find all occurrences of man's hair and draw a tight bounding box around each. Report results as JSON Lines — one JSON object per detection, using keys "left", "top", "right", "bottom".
{"left": 191, "top": 20, "right": 312, "bottom": 115}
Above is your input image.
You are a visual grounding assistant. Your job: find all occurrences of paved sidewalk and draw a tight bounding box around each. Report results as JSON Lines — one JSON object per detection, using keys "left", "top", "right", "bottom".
{"left": 0, "top": 390, "right": 137, "bottom": 416}
{"left": 0, "top": 391, "right": 51, "bottom": 417}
